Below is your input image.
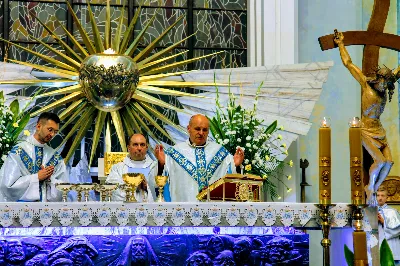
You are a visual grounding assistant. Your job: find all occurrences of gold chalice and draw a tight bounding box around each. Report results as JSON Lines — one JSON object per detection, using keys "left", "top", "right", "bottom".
{"left": 122, "top": 173, "right": 144, "bottom": 203}
{"left": 56, "top": 183, "right": 73, "bottom": 202}
{"left": 155, "top": 176, "right": 168, "bottom": 202}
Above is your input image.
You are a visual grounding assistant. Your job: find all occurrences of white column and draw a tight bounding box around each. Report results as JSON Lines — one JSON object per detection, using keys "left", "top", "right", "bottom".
{"left": 248, "top": 0, "right": 298, "bottom": 66}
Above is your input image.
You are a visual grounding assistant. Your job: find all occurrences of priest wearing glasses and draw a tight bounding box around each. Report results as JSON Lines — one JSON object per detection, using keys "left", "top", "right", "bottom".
{"left": 0, "top": 112, "right": 68, "bottom": 202}
{"left": 155, "top": 114, "right": 244, "bottom": 202}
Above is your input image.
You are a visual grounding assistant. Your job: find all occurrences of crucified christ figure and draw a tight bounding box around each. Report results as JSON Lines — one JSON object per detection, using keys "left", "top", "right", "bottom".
{"left": 334, "top": 30, "right": 399, "bottom": 205}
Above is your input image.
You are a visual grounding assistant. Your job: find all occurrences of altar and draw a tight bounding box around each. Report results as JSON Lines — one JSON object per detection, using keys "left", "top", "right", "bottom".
{"left": 0, "top": 202, "right": 356, "bottom": 265}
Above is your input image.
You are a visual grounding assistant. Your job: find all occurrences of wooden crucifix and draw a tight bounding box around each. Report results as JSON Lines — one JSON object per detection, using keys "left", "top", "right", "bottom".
{"left": 318, "top": 0, "right": 400, "bottom": 204}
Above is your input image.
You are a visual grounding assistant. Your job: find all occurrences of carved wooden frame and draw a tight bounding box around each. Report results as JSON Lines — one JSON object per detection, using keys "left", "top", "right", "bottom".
{"left": 381, "top": 176, "right": 400, "bottom": 204}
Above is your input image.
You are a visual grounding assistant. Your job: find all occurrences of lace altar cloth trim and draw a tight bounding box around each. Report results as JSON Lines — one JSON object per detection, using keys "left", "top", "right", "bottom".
{"left": 0, "top": 202, "right": 351, "bottom": 228}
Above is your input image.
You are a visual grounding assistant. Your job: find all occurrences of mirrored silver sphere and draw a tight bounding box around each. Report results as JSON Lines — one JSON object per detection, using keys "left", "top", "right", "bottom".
{"left": 79, "top": 54, "right": 139, "bottom": 112}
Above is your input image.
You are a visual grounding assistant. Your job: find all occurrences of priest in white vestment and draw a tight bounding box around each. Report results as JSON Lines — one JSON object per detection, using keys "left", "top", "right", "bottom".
{"left": 155, "top": 114, "right": 244, "bottom": 202}
{"left": 106, "top": 133, "right": 156, "bottom": 202}
{"left": 377, "top": 187, "right": 400, "bottom": 264}
{"left": 0, "top": 112, "right": 68, "bottom": 202}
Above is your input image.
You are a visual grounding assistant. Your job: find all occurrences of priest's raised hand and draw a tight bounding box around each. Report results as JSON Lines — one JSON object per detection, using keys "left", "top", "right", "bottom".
{"left": 233, "top": 147, "right": 245, "bottom": 167}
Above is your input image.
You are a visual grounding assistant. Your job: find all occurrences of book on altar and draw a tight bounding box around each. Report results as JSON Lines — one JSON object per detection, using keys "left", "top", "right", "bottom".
{"left": 196, "top": 174, "right": 264, "bottom": 202}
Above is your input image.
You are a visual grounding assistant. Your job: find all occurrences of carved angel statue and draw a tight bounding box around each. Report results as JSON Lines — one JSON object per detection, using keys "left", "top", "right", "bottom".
{"left": 334, "top": 30, "right": 400, "bottom": 204}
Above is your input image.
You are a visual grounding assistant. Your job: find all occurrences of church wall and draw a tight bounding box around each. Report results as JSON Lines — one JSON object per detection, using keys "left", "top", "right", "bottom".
{"left": 298, "top": 1, "right": 363, "bottom": 265}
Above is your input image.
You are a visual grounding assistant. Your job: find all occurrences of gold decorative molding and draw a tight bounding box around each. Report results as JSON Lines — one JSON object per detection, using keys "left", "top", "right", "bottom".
{"left": 353, "top": 170, "right": 362, "bottom": 186}
{"left": 381, "top": 176, "right": 400, "bottom": 203}
{"left": 321, "top": 170, "right": 330, "bottom": 186}
{"left": 319, "top": 157, "right": 331, "bottom": 167}
{"left": 104, "top": 152, "right": 129, "bottom": 176}
{"left": 350, "top": 157, "right": 362, "bottom": 167}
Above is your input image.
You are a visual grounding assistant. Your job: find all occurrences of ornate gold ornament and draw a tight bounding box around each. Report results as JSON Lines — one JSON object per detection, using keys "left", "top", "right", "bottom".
{"left": 353, "top": 170, "right": 362, "bottom": 186}
{"left": 320, "top": 190, "right": 330, "bottom": 198}
{"left": 321, "top": 170, "right": 330, "bottom": 186}
{"left": 319, "top": 157, "right": 331, "bottom": 167}
{"left": 350, "top": 157, "right": 362, "bottom": 167}
{"left": 0, "top": 1, "right": 223, "bottom": 165}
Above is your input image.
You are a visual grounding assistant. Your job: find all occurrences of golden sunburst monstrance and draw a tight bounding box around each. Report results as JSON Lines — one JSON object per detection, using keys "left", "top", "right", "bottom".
{"left": 0, "top": 1, "right": 224, "bottom": 166}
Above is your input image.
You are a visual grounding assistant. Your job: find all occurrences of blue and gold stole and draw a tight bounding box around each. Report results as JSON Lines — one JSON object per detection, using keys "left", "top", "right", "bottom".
{"left": 165, "top": 146, "right": 229, "bottom": 191}
{"left": 10, "top": 145, "right": 62, "bottom": 201}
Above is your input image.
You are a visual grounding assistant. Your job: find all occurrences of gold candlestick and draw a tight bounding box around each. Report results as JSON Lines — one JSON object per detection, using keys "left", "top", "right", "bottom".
{"left": 350, "top": 204, "right": 369, "bottom": 266}
{"left": 315, "top": 203, "right": 336, "bottom": 266}
{"left": 349, "top": 117, "right": 365, "bottom": 205}
{"left": 316, "top": 117, "right": 335, "bottom": 266}
{"left": 319, "top": 117, "right": 331, "bottom": 204}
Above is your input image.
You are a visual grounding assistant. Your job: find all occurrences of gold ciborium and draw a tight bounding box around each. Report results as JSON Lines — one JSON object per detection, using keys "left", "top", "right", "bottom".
{"left": 94, "top": 183, "right": 118, "bottom": 202}
{"left": 56, "top": 183, "right": 73, "bottom": 202}
{"left": 122, "top": 173, "right": 144, "bottom": 203}
{"left": 76, "top": 183, "right": 95, "bottom": 202}
{"left": 155, "top": 175, "right": 168, "bottom": 202}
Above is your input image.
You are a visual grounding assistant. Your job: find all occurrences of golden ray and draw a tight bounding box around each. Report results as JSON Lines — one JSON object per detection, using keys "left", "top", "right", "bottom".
{"left": 137, "top": 86, "right": 208, "bottom": 98}
{"left": 113, "top": 2, "right": 126, "bottom": 53}
{"left": 133, "top": 91, "right": 188, "bottom": 113}
{"left": 139, "top": 71, "right": 191, "bottom": 82}
{"left": 30, "top": 92, "right": 83, "bottom": 117}
{"left": 125, "top": 13, "right": 157, "bottom": 57}
{"left": 110, "top": 111, "right": 127, "bottom": 152}
{"left": 0, "top": 80, "right": 76, "bottom": 86}
{"left": 0, "top": 38, "right": 76, "bottom": 71}
{"left": 29, "top": 13, "right": 84, "bottom": 63}
{"left": 120, "top": 4, "right": 143, "bottom": 53}
{"left": 55, "top": 18, "right": 89, "bottom": 58}
{"left": 141, "top": 81, "right": 226, "bottom": 88}
{"left": 58, "top": 107, "right": 96, "bottom": 148}
{"left": 27, "top": 34, "right": 81, "bottom": 68}
{"left": 142, "top": 51, "right": 224, "bottom": 75}
{"left": 133, "top": 14, "right": 185, "bottom": 62}
{"left": 66, "top": 0, "right": 96, "bottom": 54}
{"left": 140, "top": 102, "right": 188, "bottom": 136}
{"left": 121, "top": 112, "right": 135, "bottom": 137}
{"left": 59, "top": 99, "right": 85, "bottom": 121}
{"left": 87, "top": 1, "right": 105, "bottom": 53}
{"left": 138, "top": 50, "right": 189, "bottom": 72}
{"left": 136, "top": 33, "right": 196, "bottom": 68}
{"left": 105, "top": 117, "right": 112, "bottom": 153}
{"left": 105, "top": 0, "right": 111, "bottom": 49}
{"left": 7, "top": 59, "right": 78, "bottom": 79}
{"left": 122, "top": 108, "right": 143, "bottom": 134}
{"left": 64, "top": 111, "right": 96, "bottom": 163}
{"left": 35, "top": 84, "right": 81, "bottom": 98}
{"left": 129, "top": 104, "right": 160, "bottom": 144}
{"left": 89, "top": 111, "right": 107, "bottom": 167}
{"left": 133, "top": 102, "right": 174, "bottom": 142}
{"left": 59, "top": 102, "right": 88, "bottom": 132}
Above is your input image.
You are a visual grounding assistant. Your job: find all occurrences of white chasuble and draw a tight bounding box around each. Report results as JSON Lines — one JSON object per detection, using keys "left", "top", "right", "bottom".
{"left": 164, "top": 141, "right": 235, "bottom": 202}
{"left": 378, "top": 204, "right": 400, "bottom": 260}
{"left": 0, "top": 135, "right": 68, "bottom": 202}
{"left": 106, "top": 155, "right": 156, "bottom": 202}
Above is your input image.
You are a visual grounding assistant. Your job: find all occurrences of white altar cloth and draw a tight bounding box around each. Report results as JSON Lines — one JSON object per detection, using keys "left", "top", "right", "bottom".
{"left": 0, "top": 202, "right": 351, "bottom": 229}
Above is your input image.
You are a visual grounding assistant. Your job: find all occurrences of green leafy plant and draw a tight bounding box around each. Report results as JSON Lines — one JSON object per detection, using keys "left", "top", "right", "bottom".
{"left": 344, "top": 239, "right": 395, "bottom": 266}
{"left": 208, "top": 81, "right": 292, "bottom": 200}
{"left": 0, "top": 91, "right": 34, "bottom": 167}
